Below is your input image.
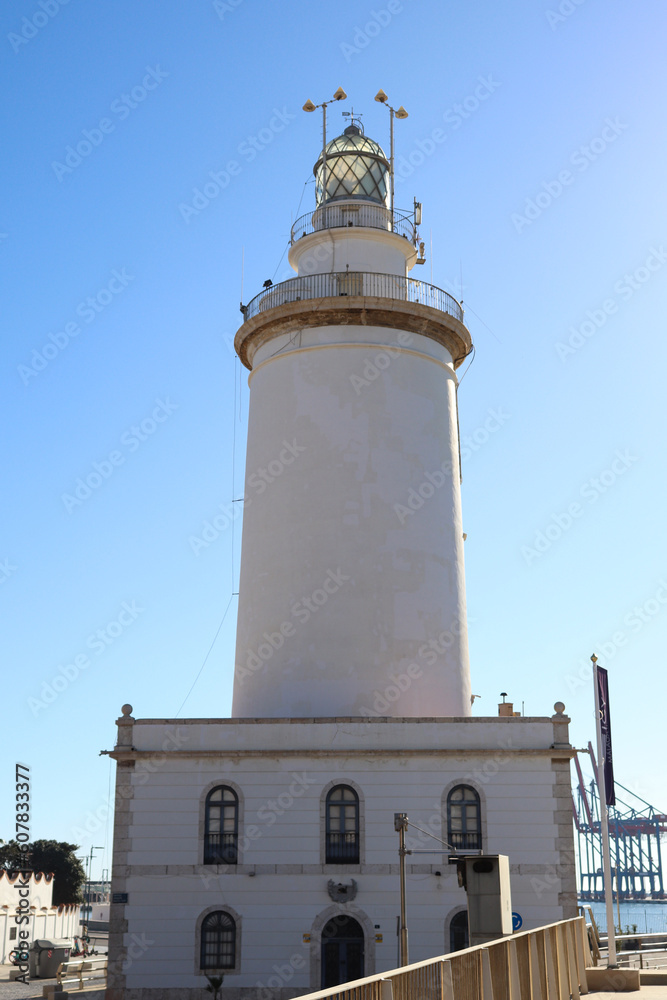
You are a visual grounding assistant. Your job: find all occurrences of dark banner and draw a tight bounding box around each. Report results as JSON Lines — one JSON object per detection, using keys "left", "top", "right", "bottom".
{"left": 596, "top": 665, "right": 616, "bottom": 806}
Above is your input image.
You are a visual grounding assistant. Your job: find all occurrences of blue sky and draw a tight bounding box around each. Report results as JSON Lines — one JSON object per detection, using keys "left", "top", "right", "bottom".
{"left": 2, "top": 0, "right": 666, "bottom": 880}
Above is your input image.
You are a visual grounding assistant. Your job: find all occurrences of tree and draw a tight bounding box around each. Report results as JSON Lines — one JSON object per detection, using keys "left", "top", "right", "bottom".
{"left": 0, "top": 840, "right": 86, "bottom": 904}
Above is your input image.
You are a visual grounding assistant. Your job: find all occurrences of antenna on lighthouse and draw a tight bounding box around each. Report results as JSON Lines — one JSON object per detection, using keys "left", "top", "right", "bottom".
{"left": 374, "top": 89, "right": 408, "bottom": 225}
{"left": 302, "top": 88, "right": 347, "bottom": 205}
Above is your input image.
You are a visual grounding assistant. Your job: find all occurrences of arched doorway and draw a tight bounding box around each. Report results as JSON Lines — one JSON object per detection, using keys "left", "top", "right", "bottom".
{"left": 321, "top": 915, "right": 365, "bottom": 988}
{"left": 449, "top": 910, "right": 469, "bottom": 952}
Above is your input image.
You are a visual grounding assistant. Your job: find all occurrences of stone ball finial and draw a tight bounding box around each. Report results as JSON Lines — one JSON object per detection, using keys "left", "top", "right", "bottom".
{"left": 553, "top": 701, "right": 565, "bottom": 715}
{"left": 121, "top": 704, "right": 133, "bottom": 717}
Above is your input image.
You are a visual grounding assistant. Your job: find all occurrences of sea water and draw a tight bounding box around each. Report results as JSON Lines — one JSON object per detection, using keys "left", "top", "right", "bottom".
{"left": 582, "top": 901, "right": 667, "bottom": 934}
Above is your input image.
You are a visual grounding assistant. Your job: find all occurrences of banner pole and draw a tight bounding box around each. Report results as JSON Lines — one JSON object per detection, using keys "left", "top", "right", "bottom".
{"left": 592, "top": 654, "right": 617, "bottom": 967}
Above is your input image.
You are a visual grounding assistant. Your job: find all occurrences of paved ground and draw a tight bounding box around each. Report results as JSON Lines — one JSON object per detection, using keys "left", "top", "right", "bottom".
{"left": 0, "top": 934, "right": 107, "bottom": 1000}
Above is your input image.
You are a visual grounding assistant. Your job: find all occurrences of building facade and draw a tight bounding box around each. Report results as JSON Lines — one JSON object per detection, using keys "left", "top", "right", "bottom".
{"left": 0, "top": 871, "right": 79, "bottom": 964}
{"left": 105, "top": 117, "right": 577, "bottom": 1000}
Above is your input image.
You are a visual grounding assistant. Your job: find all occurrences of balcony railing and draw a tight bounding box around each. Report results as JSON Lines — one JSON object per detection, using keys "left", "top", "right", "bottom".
{"left": 242, "top": 272, "right": 463, "bottom": 324}
{"left": 449, "top": 831, "right": 482, "bottom": 851}
{"left": 326, "top": 832, "right": 360, "bottom": 864}
{"left": 204, "top": 832, "right": 238, "bottom": 865}
{"left": 291, "top": 204, "right": 416, "bottom": 245}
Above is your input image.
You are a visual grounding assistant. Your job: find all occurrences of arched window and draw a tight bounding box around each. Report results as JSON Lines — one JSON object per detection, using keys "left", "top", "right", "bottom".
{"left": 200, "top": 911, "right": 236, "bottom": 969}
{"left": 204, "top": 786, "right": 238, "bottom": 864}
{"left": 447, "top": 785, "right": 481, "bottom": 850}
{"left": 325, "top": 785, "right": 359, "bottom": 863}
{"left": 449, "top": 910, "right": 469, "bottom": 952}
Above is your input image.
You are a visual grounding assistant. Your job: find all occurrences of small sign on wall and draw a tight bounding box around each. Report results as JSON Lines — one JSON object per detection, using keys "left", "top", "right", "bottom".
{"left": 303, "top": 934, "right": 311, "bottom": 943}
{"left": 375, "top": 934, "right": 383, "bottom": 943}
{"left": 112, "top": 892, "right": 128, "bottom": 904}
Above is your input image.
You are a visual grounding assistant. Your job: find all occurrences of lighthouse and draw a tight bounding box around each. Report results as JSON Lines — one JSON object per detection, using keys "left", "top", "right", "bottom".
{"left": 232, "top": 116, "right": 473, "bottom": 720}
{"left": 105, "top": 102, "right": 577, "bottom": 1000}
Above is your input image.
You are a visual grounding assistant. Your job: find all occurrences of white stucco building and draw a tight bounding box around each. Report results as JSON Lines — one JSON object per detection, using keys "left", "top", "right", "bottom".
{"left": 0, "top": 871, "right": 79, "bottom": 963}
{"left": 105, "top": 115, "right": 576, "bottom": 1000}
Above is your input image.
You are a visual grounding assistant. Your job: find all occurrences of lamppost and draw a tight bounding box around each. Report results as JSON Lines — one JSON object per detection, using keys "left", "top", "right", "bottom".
{"left": 394, "top": 814, "right": 456, "bottom": 967}
{"left": 302, "top": 87, "right": 347, "bottom": 207}
{"left": 85, "top": 846, "right": 104, "bottom": 927}
{"left": 394, "top": 813, "right": 409, "bottom": 966}
{"left": 374, "top": 90, "right": 408, "bottom": 223}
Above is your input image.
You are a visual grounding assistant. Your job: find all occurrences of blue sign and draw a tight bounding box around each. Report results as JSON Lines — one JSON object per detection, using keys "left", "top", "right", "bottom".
{"left": 512, "top": 912, "right": 523, "bottom": 931}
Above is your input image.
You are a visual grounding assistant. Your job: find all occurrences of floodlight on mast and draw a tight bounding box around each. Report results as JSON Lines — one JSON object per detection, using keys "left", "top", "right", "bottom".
{"left": 302, "top": 88, "right": 348, "bottom": 204}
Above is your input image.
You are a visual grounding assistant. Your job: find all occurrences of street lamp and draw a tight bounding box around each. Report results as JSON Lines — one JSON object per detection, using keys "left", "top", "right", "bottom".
{"left": 302, "top": 88, "right": 347, "bottom": 206}
{"left": 85, "top": 847, "right": 104, "bottom": 927}
{"left": 374, "top": 90, "right": 408, "bottom": 222}
{"left": 394, "top": 813, "right": 409, "bottom": 966}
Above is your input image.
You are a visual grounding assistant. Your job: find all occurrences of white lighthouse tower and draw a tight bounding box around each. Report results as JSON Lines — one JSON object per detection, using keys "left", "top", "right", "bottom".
{"left": 232, "top": 116, "right": 473, "bottom": 720}
{"left": 105, "top": 102, "right": 577, "bottom": 1000}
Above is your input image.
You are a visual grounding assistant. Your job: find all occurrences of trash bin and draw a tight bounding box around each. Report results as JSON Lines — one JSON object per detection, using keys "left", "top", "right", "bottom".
{"left": 29, "top": 939, "right": 72, "bottom": 978}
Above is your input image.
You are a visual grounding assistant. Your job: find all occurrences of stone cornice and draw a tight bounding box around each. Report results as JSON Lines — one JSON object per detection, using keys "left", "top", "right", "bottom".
{"left": 234, "top": 297, "right": 472, "bottom": 371}
{"left": 104, "top": 746, "right": 576, "bottom": 761}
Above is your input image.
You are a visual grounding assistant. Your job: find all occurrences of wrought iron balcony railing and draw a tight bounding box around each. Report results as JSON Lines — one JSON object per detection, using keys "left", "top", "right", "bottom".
{"left": 326, "top": 831, "right": 360, "bottom": 864}
{"left": 204, "top": 832, "right": 238, "bottom": 865}
{"left": 290, "top": 204, "right": 416, "bottom": 244}
{"left": 449, "top": 830, "right": 482, "bottom": 851}
{"left": 242, "top": 271, "right": 463, "bottom": 324}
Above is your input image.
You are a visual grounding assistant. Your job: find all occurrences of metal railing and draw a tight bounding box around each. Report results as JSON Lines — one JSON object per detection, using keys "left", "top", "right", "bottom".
{"left": 203, "top": 832, "right": 238, "bottom": 865}
{"left": 291, "top": 204, "right": 416, "bottom": 244}
{"left": 243, "top": 272, "right": 463, "bottom": 324}
{"left": 450, "top": 831, "right": 483, "bottom": 851}
{"left": 326, "top": 832, "right": 360, "bottom": 864}
{"left": 294, "top": 916, "right": 593, "bottom": 1000}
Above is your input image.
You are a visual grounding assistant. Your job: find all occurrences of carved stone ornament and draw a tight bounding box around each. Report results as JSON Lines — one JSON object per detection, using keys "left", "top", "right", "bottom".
{"left": 327, "top": 879, "right": 358, "bottom": 902}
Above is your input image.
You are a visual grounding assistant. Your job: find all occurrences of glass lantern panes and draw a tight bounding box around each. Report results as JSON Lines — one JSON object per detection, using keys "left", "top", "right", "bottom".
{"left": 315, "top": 126, "right": 389, "bottom": 206}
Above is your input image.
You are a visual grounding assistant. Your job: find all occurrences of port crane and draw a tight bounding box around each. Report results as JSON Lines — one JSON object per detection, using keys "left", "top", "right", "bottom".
{"left": 573, "top": 744, "right": 667, "bottom": 900}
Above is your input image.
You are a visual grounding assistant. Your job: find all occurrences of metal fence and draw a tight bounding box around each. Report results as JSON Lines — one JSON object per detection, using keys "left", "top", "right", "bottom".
{"left": 291, "top": 205, "right": 416, "bottom": 244}
{"left": 203, "top": 833, "right": 238, "bottom": 865}
{"left": 243, "top": 272, "right": 463, "bottom": 324}
{"left": 294, "top": 916, "right": 593, "bottom": 1000}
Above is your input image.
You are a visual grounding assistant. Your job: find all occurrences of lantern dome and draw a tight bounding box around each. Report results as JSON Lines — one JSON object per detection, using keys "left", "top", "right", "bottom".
{"left": 314, "top": 123, "right": 389, "bottom": 206}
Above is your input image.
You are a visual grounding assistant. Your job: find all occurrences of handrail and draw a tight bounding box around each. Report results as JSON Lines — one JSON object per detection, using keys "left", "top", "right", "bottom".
{"left": 242, "top": 271, "right": 463, "bottom": 325}
{"left": 294, "top": 916, "right": 591, "bottom": 1000}
{"left": 290, "top": 204, "right": 416, "bottom": 245}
